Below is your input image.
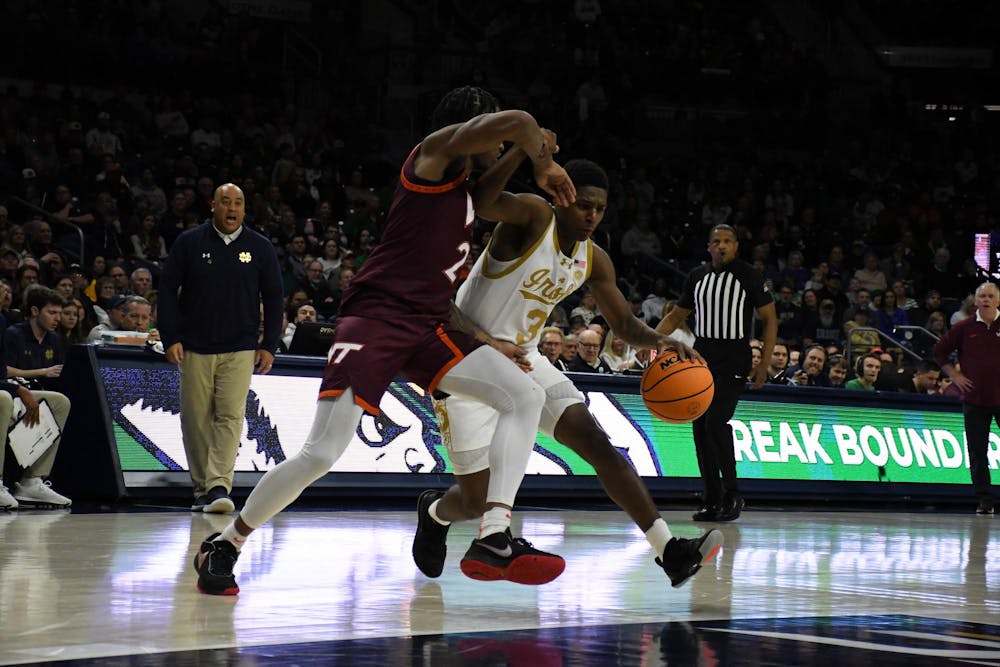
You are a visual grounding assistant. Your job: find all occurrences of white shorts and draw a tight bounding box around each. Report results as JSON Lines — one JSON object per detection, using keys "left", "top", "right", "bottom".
{"left": 435, "top": 351, "right": 585, "bottom": 475}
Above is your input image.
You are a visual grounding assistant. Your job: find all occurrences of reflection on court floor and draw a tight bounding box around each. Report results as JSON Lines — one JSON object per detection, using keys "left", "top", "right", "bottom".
{"left": 0, "top": 508, "right": 996, "bottom": 665}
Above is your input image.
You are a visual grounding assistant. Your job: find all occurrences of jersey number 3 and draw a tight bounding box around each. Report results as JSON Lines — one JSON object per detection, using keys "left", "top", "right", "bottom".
{"left": 443, "top": 242, "right": 470, "bottom": 284}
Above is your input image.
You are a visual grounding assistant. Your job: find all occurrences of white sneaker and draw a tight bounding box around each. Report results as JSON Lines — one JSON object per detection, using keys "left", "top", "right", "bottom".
{"left": 0, "top": 484, "right": 17, "bottom": 510}
{"left": 13, "top": 478, "right": 72, "bottom": 508}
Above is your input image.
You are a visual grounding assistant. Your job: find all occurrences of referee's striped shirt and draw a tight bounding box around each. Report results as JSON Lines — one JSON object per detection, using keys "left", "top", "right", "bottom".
{"left": 678, "top": 259, "right": 772, "bottom": 341}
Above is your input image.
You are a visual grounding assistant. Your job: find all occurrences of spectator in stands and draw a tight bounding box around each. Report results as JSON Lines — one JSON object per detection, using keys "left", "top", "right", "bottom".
{"left": 620, "top": 211, "right": 661, "bottom": 263}
{"left": 538, "top": 326, "right": 569, "bottom": 371}
{"left": 561, "top": 333, "right": 579, "bottom": 366}
{"left": 804, "top": 298, "right": 841, "bottom": 347}
{"left": 300, "top": 260, "right": 338, "bottom": 320}
{"left": 570, "top": 287, "right": 599, "bottom": 326}
{"left": 899, "top": 359, "right": 941, "bottom": 394}
{"left": 891, "top": 279, "right": 917, "bottom": 310}
{"left": 282, "top": 302, "right": 318, "bottom": 351}
{"left": 108, "top": 263, "right": 130, "bottom": 295}
{"left": 774, "top": 284, "right": 803, "bottom": 344}
{"left": 123, "top": 295, "right": 160, "bottom": 343}
{"left": 844, "top": 354, "right": 881, "bottom": 391}
{"left": 786, "top": 344, "right": 830, "bottom": 387}
{"left": 826, "top": 354, "right": 850, "bottom": 388}
{"left": 640, "top": 277, "right": 668, "bottom": 326}
{"left": 130, "top": 210, "right": 169, "bottom": 264}
{"left": 129, "top": 268, "right": 154, "bottom": 299}
{"left": 59, "top": 297, "right": 88, "bottom": 345}
{"left": 908, "top": 289, "right": 942, "bottom": 329}
{"left": 567, "top": 329, "right": 613, "bottom": 373}
{"left": 852, "top": 252, "right": 887, "bottom": 294}
{"left": 766, "top": 341, "right": 791, "bottom": 384}
{"left": 85, "top": 112, "right": 123, "bottom": 157}
{"left": 317, "top": 238, "right": 343, "bottom": 281}
{"left": 88, "top": 294, "right": 130, "bottom": 340}
{"left": 875, "top": 288, "right": 908, "bottom": 338}
{"left": 880, "top": 242, "right": 913, "bottom": 287}
{"left": 601, "top": 330, "right": 637, "bottom": 373}
{"left": 844, "top": 307, "right": 879, "bottom": 357}
{"left": 131, "top": 167, "right": 168, "bottom": 217}
{"left": 160, "top": 190, "right": 191, "bottom": 248}
{"left": 928, "top": 247, "right": 963, "bottom": 299}
{"left": 778, "top": 250, "right": 810, "bottom": 291}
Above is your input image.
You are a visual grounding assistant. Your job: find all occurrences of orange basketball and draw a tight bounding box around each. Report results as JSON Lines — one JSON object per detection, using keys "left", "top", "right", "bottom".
{"left": 641, "top": 351, "right": 715, "bottom": 423}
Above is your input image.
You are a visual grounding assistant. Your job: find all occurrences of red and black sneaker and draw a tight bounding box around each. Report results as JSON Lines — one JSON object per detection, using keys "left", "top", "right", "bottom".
{"left": 460, "top": 529, "right": 565, "bottom": 585}
{"left": 193, "top": 532, "right": 240, "bottom": 596}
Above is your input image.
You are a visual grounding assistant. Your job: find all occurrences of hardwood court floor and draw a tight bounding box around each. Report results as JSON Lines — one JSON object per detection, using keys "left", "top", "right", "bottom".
{"left": 0, "top": 506, "right": 997, "bottom": 666}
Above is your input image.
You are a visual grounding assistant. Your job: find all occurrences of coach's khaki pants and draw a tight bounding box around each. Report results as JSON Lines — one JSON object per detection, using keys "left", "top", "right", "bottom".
{"left": 0, "top": 390, "right": 71, "bottom": 478}
{"left": 180, "top": 350, "right": 255, "bottom": 498}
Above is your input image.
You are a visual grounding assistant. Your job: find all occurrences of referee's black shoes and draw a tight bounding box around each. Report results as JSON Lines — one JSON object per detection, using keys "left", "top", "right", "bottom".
{"left": 717, "top": 492, "right": 745, "bottom": 521}
{"left": 692, "top": 504, "right": 721, "bottom": 522}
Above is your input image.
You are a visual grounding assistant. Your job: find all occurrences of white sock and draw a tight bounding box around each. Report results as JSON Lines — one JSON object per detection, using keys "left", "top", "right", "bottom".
{"left": 478, "top": 506, "right": 511, "bottom": 538}
{"left": 217, "top": 522, "right": 248, "bottom": 551}
{"left": 645, "top": 518, "right": 673, "bottom": 557}
{"left": 428, "top": 499, "right": 451, "bottom": 526}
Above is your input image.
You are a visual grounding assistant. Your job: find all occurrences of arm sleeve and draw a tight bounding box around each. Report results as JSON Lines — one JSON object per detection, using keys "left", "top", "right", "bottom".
{"left": 677, "top": 271, "right": 696, "bottom": 311}
{"left": 750, "top": 266, "right": 774, "bottom": 308}
{"left": 932, "top": 325, "right": 958, "bottom": 368}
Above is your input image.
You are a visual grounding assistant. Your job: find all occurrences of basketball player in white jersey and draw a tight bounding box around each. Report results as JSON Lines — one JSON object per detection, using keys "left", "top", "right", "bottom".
{"left": 413, "top": 157, "right": 723, "bottom": 588}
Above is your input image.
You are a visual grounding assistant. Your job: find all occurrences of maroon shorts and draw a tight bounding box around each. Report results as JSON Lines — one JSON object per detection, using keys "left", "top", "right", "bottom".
{"left": 319, "top": 314, "right": 481, "bottom": 414}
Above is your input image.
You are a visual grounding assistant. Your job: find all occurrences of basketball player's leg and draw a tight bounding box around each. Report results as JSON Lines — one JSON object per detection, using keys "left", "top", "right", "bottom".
{"left": 412, "top": 394, "right": 492, "bottom": 577}
{"left": 434, "top": 345, "right": 544, "bottom": 518}
{"left": 433, "top": 345, "right": 564, "bottom": 584}
{"left": 195, "top": 315, "right": 399, "bottom": 594}
{"left": 193, "top": 391, "right": 364, "bottom": 595}
{"left": 543, "top": 372, "right": 721, "bottom": 588}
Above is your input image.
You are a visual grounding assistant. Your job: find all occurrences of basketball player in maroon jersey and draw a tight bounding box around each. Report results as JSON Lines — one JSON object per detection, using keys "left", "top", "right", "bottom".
{"left": 193, "top": 87, "right": 577, "bottom": 595}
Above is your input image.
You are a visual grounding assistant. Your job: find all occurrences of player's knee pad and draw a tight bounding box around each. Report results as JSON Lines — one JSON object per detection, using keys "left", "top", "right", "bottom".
{"left": 448, "top": 446, "right": 491, "bottom": 476}
{"left": 538, "top": 380, "right": 585, "bottom": 437}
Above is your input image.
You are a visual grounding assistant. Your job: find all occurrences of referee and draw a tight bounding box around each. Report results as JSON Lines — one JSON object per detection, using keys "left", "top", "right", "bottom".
{"left": 657, "top": 224, "right": 777, "bottom": 522}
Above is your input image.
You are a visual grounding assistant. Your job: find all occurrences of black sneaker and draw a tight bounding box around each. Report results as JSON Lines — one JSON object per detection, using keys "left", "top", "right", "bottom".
{"left": 656, "top": 530, "right": 724, "bottom": 588}
{"left": 193, "top": 532, "right": 240, "bottom": 595}
{"left": 460, "top": 529, "right": 565, "bottom": 585}
{"left": 203, "top": 486, "right": 235, "bottom": 514}
{"left": 412, "top": 490, "right": 449, "bottom": 578}
{"left": 717, "top": 493, "right": 745, "bottom": 522}
{"left": 691, "top": 505, "right": 720, "bottom": 522}
{"left": 976, "top": 499, "right": 995, "bottom": 515}
{"left": 191, "top": 495, "right": 208, "bottom": 511}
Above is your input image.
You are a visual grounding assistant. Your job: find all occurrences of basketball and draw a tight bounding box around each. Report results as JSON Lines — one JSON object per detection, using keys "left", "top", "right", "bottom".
{"left": 641, "top": 351, "right": 715, "bottom": 423}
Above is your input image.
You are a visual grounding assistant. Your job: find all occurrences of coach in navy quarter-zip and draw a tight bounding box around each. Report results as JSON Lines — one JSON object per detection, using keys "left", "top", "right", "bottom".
{"left": 158, "top": 183, "right": 283, "bottom": 514}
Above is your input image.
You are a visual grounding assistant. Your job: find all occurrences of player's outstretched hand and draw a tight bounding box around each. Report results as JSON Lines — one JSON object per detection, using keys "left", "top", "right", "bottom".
{"left": 534, "top": 161, "right": 576, "bottom": 208}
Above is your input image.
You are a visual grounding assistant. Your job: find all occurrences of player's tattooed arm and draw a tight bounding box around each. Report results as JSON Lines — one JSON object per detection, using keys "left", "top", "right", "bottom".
{"left": 449, "top": 302, "right": 532, "bottom": 371}
{"left": 449, "top": 302, "right": 497, "bottom": 347}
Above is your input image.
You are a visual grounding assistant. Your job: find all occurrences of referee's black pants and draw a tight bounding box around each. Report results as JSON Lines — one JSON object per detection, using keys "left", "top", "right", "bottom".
{"left": 692, "top": 339, "right": 750, "bottom": 506}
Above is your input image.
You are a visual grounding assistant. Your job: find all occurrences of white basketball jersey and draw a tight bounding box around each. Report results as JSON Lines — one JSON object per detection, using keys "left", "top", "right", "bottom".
{"left": 456, "top": 216, "right": 593, "bottom": 348}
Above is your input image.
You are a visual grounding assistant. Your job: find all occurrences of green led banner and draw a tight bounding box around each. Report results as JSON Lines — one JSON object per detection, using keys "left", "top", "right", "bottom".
{"left": 99, "top": 366, "right": 1000, "bottom": 485}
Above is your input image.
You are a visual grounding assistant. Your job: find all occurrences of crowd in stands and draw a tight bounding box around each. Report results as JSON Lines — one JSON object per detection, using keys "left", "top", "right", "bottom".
{"left": 0, "top": 0, "right": 996, "bottom": 405}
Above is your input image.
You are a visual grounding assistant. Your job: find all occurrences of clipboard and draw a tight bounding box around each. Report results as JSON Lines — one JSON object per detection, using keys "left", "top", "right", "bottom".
{"left": 8, "top": 399, "right": 61, "bottom": 468}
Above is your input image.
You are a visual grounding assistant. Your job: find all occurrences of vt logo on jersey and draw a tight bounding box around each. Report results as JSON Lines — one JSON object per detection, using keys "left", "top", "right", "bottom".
{"left": 518, "top": 268, "right": 578, "bottom": 306}
{"left": 328, "top": 342, "right": 364, "bottom": 364}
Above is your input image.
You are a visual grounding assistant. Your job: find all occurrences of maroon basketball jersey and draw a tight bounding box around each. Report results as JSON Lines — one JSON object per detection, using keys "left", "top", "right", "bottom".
{"left": 340, "top": 145, "right": 474, "bottom": 321}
